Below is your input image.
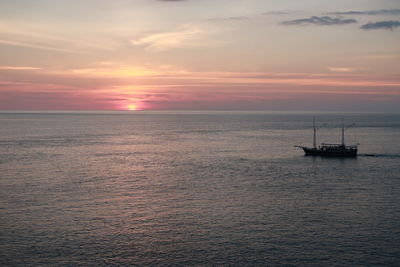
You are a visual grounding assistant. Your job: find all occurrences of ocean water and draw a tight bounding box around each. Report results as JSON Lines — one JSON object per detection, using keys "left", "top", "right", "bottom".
{"left": 1, "top": 111, "right": 399, "bottom": 266}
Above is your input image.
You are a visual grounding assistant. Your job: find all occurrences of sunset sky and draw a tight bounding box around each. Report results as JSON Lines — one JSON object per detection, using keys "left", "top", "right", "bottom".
{"left": 0, "top": 0, "right": 399, "bottom": 111}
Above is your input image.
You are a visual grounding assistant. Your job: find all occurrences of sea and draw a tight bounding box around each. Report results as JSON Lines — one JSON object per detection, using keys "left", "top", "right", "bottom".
{"left": 1, "top": 111, "right": 399, "bottom": 266}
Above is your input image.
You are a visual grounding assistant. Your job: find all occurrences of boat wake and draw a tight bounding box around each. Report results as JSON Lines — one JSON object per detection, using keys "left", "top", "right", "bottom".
{"left": 359, "top": 153, "right": 400, "bottom": 158}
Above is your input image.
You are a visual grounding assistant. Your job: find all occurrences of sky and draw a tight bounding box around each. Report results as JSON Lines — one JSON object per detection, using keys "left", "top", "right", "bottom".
{"left": 0, "top": 0, "right": 399, "bottom": 111}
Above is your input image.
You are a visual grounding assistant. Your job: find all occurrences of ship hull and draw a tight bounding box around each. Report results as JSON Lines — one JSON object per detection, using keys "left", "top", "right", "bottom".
{"left": 302, "top": 147, "right": 357, "bottom": 157}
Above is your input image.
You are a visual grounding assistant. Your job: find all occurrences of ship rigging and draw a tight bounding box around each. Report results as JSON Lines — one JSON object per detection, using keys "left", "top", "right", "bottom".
{"left": 296, "top": 118, "right": 358, "bottom": 157}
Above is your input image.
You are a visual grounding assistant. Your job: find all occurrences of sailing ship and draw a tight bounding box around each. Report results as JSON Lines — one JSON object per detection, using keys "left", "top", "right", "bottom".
{"left": 296, "top": 118, "right": 358, "bottom": 157}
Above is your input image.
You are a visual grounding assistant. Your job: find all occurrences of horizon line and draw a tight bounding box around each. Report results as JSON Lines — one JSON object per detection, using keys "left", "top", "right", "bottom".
{"left": 0, "top": 110, "right": 398, "bottom": 114}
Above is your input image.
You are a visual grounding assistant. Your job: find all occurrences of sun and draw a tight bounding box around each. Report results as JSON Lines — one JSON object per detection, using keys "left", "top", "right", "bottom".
{"left": 127, "top": 104, "right": 137, "bottom": 111}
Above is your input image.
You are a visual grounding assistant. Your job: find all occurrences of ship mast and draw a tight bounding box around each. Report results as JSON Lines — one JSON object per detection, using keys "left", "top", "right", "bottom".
{"left": 312, "top": 118, "right": 327, "bottom": 149}
{"left": 313, "top": 117, "right": 316, "bottom": 149}
{"left": 341, "top": 118, "right": 345, "bottom": 146}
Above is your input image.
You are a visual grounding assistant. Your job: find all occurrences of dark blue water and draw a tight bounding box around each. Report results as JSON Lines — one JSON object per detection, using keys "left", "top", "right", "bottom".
{"left": 1, "top": 112, "right": 400, "bottom": 266}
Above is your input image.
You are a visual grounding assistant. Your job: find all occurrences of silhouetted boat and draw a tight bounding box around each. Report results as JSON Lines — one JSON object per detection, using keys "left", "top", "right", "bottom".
{"left": 296, "top": 118, "right": 358, "bottom": 157}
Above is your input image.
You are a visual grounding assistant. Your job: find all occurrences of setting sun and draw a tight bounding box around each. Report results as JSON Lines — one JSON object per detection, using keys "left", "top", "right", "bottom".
{"left": 127, "top": 104, "right": 138, "bottom": 111}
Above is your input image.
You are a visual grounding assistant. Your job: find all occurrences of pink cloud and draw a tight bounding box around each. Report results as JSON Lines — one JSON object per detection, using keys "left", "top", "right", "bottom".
{"left": 1, "top": 67, "right": 399, "bottom": 111}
